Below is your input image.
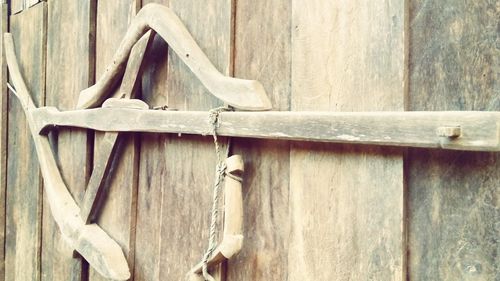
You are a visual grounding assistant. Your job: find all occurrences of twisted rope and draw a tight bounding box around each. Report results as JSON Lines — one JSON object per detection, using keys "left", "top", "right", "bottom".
{"left": 202, "top": 106, "right": 231, "bottom": 281}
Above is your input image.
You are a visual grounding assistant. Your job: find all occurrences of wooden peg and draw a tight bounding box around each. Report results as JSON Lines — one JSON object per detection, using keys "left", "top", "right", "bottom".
{"left": 436, "top": 126, "right": 461, "bottom": 138}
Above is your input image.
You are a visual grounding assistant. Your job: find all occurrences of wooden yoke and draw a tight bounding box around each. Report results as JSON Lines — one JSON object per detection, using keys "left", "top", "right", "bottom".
{"left": 4, "top": 2, "right": 267, "bottom": 278}
{"left": 77, "top": 3, "right": 271, "bottom": 111}
{"left": 187, "top": 155, "right": 245, "bottom": 280}
{"left": 6, "top": 1, "right": 497, "bottom": 280}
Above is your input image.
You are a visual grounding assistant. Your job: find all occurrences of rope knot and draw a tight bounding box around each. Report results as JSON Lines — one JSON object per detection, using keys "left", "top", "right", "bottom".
{"left": 216, "top": 162, "right": 227, "bottom": 174}
{"left": 207, "top": 106, "right": 231, "bottom": 136}
{"left": 200, "top": 106, "right": 232, "bottom": 281}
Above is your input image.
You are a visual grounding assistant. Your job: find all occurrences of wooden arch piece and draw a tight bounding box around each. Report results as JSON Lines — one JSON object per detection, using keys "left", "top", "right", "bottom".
{"left": 77, "top": 3, "right": 272, "bottom": 111}
{"left": 4, "top": 33, "right": 130, "bottom": 280}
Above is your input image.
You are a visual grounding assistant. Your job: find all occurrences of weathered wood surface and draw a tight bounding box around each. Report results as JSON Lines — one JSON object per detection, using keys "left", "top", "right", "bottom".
{"left": 33, "top": 108, "right": 500, "bottom": 151}
{"left": 134, "top": 0, "right": 231, "bottom": 280}
{"left": 89, "top": 0, "right": 140, "bottom": 280}
{"left": 113, "top": 31, "right": 154, "bottom": 101}
{"left": 133, "top": 0, "right": 168, "bottom": 278}
{"left": 160, "top": 1, "right": 230, "bottom": 279}
{"left": 43, "top": 0, "right": 95, "bottom": 279}
{"left": 188, "top": 155, "right": 245, "bottom": 278}
{"left": 80, "top": 31, "right": 152, "bottom": 225}
{"left": 289, "top": 1, "right": 405, "bottom": 280}
{"left": 407, "top": 1, "right": 499, "bottom": 280}
{"left": 5, "top": 5, "right": 45, "bottom": 281}
{"left": 27, "top": 0, "right": 40, "bottom": 8}
{"left": 78, "top": 3, "right": 270, "bottom": 111}
{"left": 0, "top": 4, "right": 8, "bottom": 280}
{"left": 227, "top": 0, "right": 292, "bottom": 279}
{"left": 5, "top": 33, "right": 130, "bottom": 280}
{"left": 10, "top": 0, "right": 23, "bottom": 15}
{"left": 79, "top": 131, "right": 119, "bottom": 224}
{"left": 102, "top": 98, "right": 149, "bottom": 110}
{"left": 4, "top": 1, "right": 499, "bottom": 280}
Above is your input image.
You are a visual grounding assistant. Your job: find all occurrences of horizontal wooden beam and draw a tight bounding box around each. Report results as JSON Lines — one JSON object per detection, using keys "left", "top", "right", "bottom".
{"left": 31, "top": 107, "right": 500, "bottom": 151}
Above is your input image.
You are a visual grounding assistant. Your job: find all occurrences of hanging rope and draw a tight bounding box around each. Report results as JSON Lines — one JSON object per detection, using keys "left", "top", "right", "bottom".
{"left": 201, "top": 106, "right": 232, "bottom": 281}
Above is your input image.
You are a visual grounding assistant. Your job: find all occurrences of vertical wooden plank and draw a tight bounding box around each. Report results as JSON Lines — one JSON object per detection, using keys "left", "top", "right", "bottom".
{"left": 133, "top": 1, "right": 168, "bottom": 278}
{"left": 159, "top": 0, "right": 231, "bottom": 278}
{"left": 134, "top": 0, "right": 232, "bottom": 280}
{"left": 42, "top": 0, "right": 95, "bottom": 280}
{"left": 164, "top": 0, "right": 229, "bottom": 111}
{"left": 0, "top": 3, "right": 8, "bottom": 280}
{"left": 11, "top": 0, "right": 23, "bottom": 15}
{"left": 5, "top": 3, "right": 46, "bottom": 281}
{"left": 289, "top": 0, "right": 405, "bottom": 280}
{"left": 27, "top": 0, "right": 41, "bottom": 9}
{"left": 408, "top": 1, "right": 498, "bottom": 280}
{"left": 226, "top": 0, "right": 292, "bottom": 280}
{"left": 157, "top": 135, "right": 220, "bottom": 280}
{"left": 163, "top": 0, "right": 230, "bottom": 278}
{"left": 89, "top": 0, "right": 140, "bottom": 280}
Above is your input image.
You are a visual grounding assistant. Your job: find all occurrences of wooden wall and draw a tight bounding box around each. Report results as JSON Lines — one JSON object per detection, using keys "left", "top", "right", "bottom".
{"left": 0, "top": 0, "right": 497, "bottom": 280}
{"left": 407, "top": 1, "right": 499, "bottom": 280}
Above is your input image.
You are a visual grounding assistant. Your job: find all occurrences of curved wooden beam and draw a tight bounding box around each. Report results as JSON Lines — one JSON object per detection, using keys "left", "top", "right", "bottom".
{"left": 77, "top": 3, "right": 272, "bottom": 111}
{"left": 4, "top": 33, "right": 130, "bottom": 280}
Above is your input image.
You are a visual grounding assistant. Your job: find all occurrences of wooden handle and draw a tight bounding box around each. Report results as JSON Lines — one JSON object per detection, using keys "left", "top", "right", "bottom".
{"left": 77, "top": 3, "right": 271, "bottom": 110}
{"left": 187, "top": 155, "right": 245, "bottom": 277}
{"left": 223, "top": 155, "right": 244, "bottom": 237}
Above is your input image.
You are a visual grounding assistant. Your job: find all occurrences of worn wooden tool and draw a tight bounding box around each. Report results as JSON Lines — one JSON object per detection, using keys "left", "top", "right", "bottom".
{"left": 4, "top": 1, "right": 500, "bottom": 280}
{"left": 4, "top": 33, "right": 130, "bottom": 280}
{"left": 77, "top": 3, "right": 271, "bottom": 111}
{"left": 32, "top": 107, "right": 500, "bottom": 152}
{"left": 187, "top": 155, "right": 245, "bottom": 280}
{"left": 5, "top": 2, "right": 267, "bottom": 278}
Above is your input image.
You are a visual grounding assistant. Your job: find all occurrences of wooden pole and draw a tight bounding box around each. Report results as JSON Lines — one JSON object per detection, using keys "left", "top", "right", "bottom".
{"left": 32, "top": 106, "right": 500, "bottom": 151}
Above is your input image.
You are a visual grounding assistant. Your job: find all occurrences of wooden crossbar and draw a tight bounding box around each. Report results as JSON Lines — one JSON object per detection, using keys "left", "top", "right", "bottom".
{"left": 32, "top": 105, "right": 500, "bottom": 151}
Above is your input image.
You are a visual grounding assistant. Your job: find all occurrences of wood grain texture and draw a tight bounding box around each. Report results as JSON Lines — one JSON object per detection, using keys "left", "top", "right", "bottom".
{"left": 81, "top": 31, "right": 152, "bottom": 226}
{"left": 133, "top": 1, "right": 169, "bottom": 279}
{"left": 134, "top": 0, "right": 231, "bottom": 280}
{"left": 27, "top": 0, "right": 40, "bottom": 8}
{"left": 32, "top": 108, "right": 500, "bottom": 151}
{"left": 43, "top": 0, "right": 94, "bottom": 279}
{"left": 408, "top": 150, "right": 499, "bottom": 281}
{"left": 164, "top": 0, "right": 230, "bottom": 111}
{"left": 77, "top": 3, "right": 270, "bottom": 111}
{"left": 157, "top": 136, "right": 221, "bottom": 279}
{"left": 10, "top": 0, "right": 23, "bottom": 15}
{"left": 188, "top": 155, "right": 245, "bottom": 277}
{"left": 90, "top": 0, "right": 140, "bottom": 280}
{"left": 408, "top": 1, "right": 499, "bottom": 111}
{"left": 289, "top": 0, "right": 405, "bottom": 280}
{"left": 0, "top": 4, "right": 8, "bottom": 280}
{"left": 5, "top": 4, "right": 46, "bottom": 281}
{"left": 407, "top": 1, "right": 499, "bottom": 280}
{"left": 227, "top": 0, "right": 292, "bottom": 279}
{"left": 80, "top": 131, "right": 119, "bottom": 224}
{"left": 160, "top": 1, "right": 230, "bottom": 279}
{"left": 4, "top": 33, "right": 130, "bottom": 280}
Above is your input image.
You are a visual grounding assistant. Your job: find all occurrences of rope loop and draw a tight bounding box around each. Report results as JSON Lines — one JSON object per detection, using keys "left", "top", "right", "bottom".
{"left": 201, "top": 106, "right": 232, "bottom": 281}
